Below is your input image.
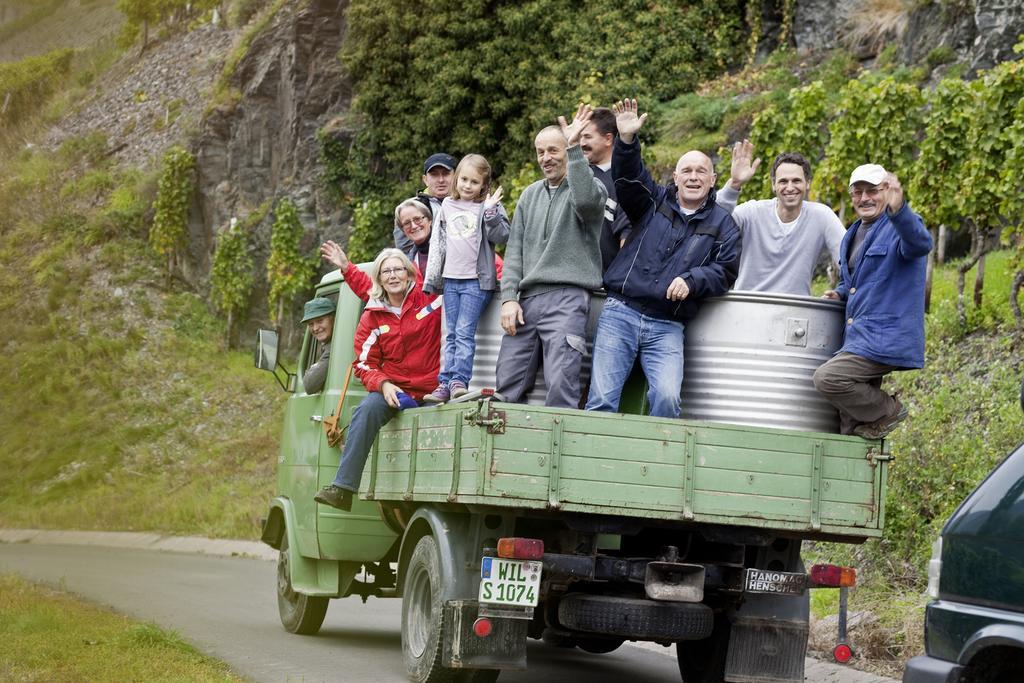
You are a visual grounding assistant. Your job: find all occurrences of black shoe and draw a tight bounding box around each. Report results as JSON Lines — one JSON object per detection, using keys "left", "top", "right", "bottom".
{"left": 314, "top": 485, "right": 353, "bottom": 511}
{"left": 853, "top": 398, "right": 909, "bottom": 440}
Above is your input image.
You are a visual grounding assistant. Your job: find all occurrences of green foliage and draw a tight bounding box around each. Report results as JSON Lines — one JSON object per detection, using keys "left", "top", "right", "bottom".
{"left": 339, "top": 0, "right": 746, "bottom": 252}
{"left": 149, "top": 145, "right": 195, "bottom": 274}
{"left": 214, "top": 0, "right": 288, "bottom": 99}
{"left": 227, "top": 0, "right": 269, "bottom": 26}
{"left": 959, "top": 56, "right": 1024, "bottom": 236}
{"left": 0, "top": 48, "right": 75, "bottom": 128}
{"left": 909, "top": 77, "right": 972, "bottom": 231}
{"left": 925, "top": 45, "right": 957, "bottom": 70}
{"left": 266, "top": 198, "right": 315, "bottom": 324}
{"left": 210, "top": 217, "right": 255, "bottom": 330}
{"left": 0, "top": 0, "right": 64, "bottom": 45}
{"left": 813, "top": 75, "right": 923, "bottom": 210}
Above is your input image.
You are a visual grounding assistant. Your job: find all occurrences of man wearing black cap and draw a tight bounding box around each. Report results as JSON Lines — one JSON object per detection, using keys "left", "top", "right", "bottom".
{"left": 300, "top": 296, "right": 335, "bottom": 394}
{"left": 394, "top": 152, "right": 456, "bottom": 253}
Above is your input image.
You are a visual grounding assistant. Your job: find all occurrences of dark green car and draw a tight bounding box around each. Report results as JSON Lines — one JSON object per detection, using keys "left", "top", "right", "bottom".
{"left": 902, "top": 434, "right": 1024, "bottom": 683}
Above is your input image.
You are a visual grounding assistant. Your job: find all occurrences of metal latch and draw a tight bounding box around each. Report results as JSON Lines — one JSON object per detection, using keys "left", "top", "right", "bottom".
{"left": 465, "top": 406, "right": 506, "bottom": 434}
{"left": 865, "top": 448, "right": 893, "bottom": 467}
{"left": 310, "top": 415, "right": 323, "bottom": 423}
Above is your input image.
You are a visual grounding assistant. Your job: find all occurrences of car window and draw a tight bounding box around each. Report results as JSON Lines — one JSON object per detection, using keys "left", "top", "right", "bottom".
{"left": 948, "top": 444, "right": 1024, "bottom": 539}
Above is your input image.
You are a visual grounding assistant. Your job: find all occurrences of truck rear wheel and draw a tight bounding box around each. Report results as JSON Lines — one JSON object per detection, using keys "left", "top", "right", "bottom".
{"left": 402, "top": 535, "right": 465, "bottom": 683}
{"left": 676, "top": 613, "right": 730, "bottom": 683}
{"left": 277, "top": 534, "right": 329, "bottom": 634}
{"left": 558, "top": 594, "right": 713, "bottom": 641}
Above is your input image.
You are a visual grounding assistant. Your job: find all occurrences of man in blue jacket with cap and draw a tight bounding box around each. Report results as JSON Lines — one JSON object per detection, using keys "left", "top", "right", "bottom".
{"left": 813, "top": 164, "right": 933, "bottom": 439}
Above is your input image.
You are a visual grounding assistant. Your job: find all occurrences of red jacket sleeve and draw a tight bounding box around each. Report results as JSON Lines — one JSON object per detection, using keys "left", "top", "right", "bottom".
{"left": 343, "top": 262, "right": 372, "bottom": 302}
{"left": 351, "top": 312, "right": 390, "bottom": 394}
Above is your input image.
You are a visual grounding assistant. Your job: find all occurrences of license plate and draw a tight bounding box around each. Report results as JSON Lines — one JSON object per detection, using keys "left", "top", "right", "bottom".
{"left": 744, "top": 568, "right": 806, "bottom": 595}
{"left": 479, "top": 557, "right": 542, "bottom": 607}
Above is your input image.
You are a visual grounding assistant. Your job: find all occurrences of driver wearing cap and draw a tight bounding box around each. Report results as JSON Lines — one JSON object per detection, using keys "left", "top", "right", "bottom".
{"left": 813, "top": 164, "right": 933, "bottom": 439}
{"left": 300, "top": 296, "right": 335, "bottom": 394}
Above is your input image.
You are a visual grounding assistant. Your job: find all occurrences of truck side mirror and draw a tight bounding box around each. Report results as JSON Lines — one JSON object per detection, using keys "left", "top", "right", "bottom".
{"left": 255, "top": 329, "right": 295, "bottom": 392}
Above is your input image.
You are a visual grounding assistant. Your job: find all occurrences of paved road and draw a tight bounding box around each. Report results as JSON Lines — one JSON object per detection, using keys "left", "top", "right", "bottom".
{"left": 0, "top": 542, "right": 899, "bottom": 683}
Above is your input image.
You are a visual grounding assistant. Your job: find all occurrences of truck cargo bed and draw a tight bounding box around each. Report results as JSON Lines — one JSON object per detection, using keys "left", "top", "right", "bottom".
{"left": 362, "top": 399, "right": 889, "bottom": 542}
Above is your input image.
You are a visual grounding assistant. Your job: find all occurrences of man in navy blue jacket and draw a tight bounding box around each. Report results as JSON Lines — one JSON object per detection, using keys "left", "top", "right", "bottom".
{"left": 585, "top": 99, "right": 741, "bottom": 418}
{"left": 813, "top": 164, "right": 932, "bottom": 438}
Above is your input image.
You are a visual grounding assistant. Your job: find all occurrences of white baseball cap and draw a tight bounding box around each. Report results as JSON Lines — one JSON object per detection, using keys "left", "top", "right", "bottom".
{"left": 849, "top": 164, "right": 887, "bottom": 186}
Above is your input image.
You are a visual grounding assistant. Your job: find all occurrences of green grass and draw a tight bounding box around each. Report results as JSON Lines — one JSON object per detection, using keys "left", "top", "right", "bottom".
{"left": 0, "top": 574, "right": 241, "bottom": 681}
{"left": 0, "top": 139, "right": 280, "bottom": 540}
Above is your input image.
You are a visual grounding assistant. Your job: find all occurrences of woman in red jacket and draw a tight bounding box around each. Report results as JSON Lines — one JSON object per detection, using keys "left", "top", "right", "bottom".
{"left": 314, "top": 244, "right": 442, "bottom": 511}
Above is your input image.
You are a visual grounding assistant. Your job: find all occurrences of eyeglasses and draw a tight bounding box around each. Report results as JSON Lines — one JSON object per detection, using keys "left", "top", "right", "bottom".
{"left": 380, "top": 267, "right": 407, "bottom": 277}
{"left": 850, "top": 187, "right": 883, "bottom": 198}
{"left": 400, "top": 215, "right": 429, "bottom": 229}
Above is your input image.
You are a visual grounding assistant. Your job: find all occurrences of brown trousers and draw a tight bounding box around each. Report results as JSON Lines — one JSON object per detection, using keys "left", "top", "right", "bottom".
{"left": 813, "top": 352, "right": 899, "bottom": 435}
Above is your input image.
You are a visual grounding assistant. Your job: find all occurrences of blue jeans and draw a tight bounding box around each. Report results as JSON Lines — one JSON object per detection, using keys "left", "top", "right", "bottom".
{"left": 332, "top": 392, "right": 396, "bottom": 491}
{"left": 439, "top": 278, "right": 492, "bottom": 388}
{"left": 585, "top": 297, "right": 685, "bottom": 418}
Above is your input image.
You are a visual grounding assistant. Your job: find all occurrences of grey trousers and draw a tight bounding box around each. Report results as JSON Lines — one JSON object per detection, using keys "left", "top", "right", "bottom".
{"left": 812, "top": 352, "right": 900, "bottom": 435}
{"left": 496, "top": 287, "right": 589, "bottom": 408}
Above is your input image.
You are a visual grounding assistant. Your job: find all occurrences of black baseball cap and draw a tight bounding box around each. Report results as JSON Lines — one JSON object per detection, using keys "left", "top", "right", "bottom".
{"left": 423, "top": 153, "right": 456, "bottom": 173}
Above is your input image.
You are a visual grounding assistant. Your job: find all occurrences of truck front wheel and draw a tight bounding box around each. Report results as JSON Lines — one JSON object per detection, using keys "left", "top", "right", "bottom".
{"left": 277, "top": 534, "right": 329, "bottom": 634}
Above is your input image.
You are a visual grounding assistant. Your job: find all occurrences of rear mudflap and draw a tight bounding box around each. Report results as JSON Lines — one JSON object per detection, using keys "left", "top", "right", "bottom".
{"left": 443, "top": 600, "right": 528, "bottom": 670}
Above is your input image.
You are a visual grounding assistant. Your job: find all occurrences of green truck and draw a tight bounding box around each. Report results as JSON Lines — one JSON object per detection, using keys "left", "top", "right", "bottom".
{"left": 256, "top": 267, "right": 890, "bottom": 683}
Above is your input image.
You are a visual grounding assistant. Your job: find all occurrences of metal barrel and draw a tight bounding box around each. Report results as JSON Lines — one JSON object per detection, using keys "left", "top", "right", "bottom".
{"left": 680, "top": 291, "right": 844, "bottom": 433}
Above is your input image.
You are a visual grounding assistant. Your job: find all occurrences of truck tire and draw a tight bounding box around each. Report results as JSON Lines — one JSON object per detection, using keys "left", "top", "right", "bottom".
{"left": 577, "top": 637, "right": 624, "bottom": 654}
{"left": 277, "top": 535, "right": 329, "bottom": 635}
{"left": 676, "top": 613, "right": 730, "bottom": 683}
{"left": 402, "top": 535, "right": 461, "bottom": 683}
{"left": 558, "top": 594, "right": 713, "bottom": 641}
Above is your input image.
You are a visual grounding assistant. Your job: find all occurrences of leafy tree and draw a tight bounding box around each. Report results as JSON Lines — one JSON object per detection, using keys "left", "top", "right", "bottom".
{"left": 956, "top": 54, "right": 1024, "bottom": 323}
{"left": 813, "top": 75, "right": 923, "bottom": 220}
{"left": 149, "top": 145, "right": 195, "bottom": 283}
{"left": 211, "top": 217, "right": 255, "bottom": 347}
{"left": 338, "top": 0, "right": 745, "bottom": 251}
{"left": 266, "top": 198, "right": 315, "bottom": 327}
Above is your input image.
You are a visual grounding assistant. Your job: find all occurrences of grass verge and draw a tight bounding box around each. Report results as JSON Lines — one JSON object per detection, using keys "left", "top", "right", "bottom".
{"left": 0, "top": 574, "right": 240, "bottom": 681}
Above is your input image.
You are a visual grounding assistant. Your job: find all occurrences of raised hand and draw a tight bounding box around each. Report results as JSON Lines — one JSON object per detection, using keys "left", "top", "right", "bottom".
{"left": 729, "top": 139, "right": 761, "bottom": 189}
{"left": 884, "top": 173, "right": 904, "bottom": 213}
{"left": 558, "top": 103, "right": 594, "bottom": 147}
{"left": 320, "top": 240, "right": 350, "bottom": 271}
{"left": 484, "top": 186, "right": 504, "bottom": 209}
{"left": 612, "top": 99, "right": 648, "bottom": 143}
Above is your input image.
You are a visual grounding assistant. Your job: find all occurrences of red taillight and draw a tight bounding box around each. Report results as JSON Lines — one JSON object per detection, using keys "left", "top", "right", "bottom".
{"left": 833, "top": 643, "right": 853, "bottom": 663}
{"left": 496, "top": 537, "right": 544, "bottom": 560}
{"left": 473, "top": 617, "right": 493, "bottom": 638}
{"left": 809, "top": 564, "right": 856, "bottom": 587}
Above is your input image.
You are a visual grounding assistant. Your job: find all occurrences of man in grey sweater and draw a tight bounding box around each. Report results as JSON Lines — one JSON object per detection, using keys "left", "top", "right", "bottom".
{"left": 496, "top": 104, "right": 607, "bottom": 408}
{"left": 717, "top": 141, "right": 845, "bottom": 296}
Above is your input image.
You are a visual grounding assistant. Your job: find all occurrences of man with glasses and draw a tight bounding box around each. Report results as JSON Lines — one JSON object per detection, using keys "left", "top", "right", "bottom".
{"left": 813, "top": 164, "right": 932, "bottom": 439}
{"left": 585, "top": 99, "right": 740, "bottom": 418}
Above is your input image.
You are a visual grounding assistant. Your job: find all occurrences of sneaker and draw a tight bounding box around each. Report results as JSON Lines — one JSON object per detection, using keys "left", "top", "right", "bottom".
{"left": 314, "top": 485, "right": 353, "bottom": 511}
{"left": 422, "top": 384, "right": 450, "bottom": 404}
{"left": 853, "top": 398, "right": 908, "bottom": 440}
{"left": 450, "top": 381, "right": 468, "bottom": 399}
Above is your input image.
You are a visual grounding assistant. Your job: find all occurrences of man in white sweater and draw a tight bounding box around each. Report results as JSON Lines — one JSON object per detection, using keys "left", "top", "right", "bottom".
{"left": 716, "top": 141, "right": 845, "bottom": 296}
